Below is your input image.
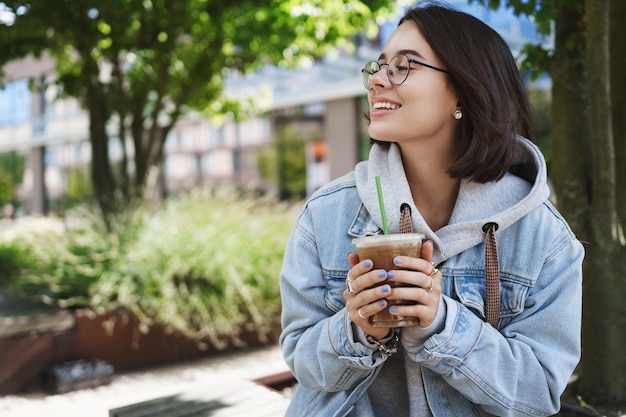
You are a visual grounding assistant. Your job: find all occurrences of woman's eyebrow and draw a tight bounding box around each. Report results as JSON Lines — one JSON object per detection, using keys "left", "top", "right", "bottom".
{"left": 378, "top": 49, "right": 426, "bottom": 61}
{"left": 397, "top": 49, "right": 425, "bottom": 59}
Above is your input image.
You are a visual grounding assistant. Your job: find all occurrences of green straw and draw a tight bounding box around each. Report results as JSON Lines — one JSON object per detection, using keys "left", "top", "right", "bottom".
{"left": 375, "top": 176, "right": 389, "bottom": 235}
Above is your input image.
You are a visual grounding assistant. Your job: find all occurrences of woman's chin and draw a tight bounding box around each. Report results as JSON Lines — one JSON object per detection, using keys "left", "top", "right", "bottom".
{"left": 368, "top": 135, "right": 394, "bottom": 143}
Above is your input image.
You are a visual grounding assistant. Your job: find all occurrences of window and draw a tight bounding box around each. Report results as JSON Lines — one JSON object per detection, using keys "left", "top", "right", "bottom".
{"left": 0, "top": 79, "right": 31, "bottom": 125}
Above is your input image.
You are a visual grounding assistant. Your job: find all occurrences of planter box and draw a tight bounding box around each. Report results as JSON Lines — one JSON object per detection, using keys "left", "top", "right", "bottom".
{"left": 1, "top": 293, "right": 282, "bottom": 392}
{"left": 74, "top": 309, "right": 280, "bottom": 371}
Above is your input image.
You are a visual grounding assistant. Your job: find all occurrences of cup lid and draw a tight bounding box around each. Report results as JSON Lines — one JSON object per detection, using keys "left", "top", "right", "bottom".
{"left": 352, "top": 233, "right": 425, "bottom": 246}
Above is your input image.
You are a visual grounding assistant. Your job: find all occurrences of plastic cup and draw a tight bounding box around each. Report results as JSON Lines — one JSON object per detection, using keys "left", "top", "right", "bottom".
{"left": 353, "top": 233, "right": 425, "bottom": 327}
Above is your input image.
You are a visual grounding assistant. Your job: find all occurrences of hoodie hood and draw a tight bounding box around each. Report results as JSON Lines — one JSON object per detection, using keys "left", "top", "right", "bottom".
{"left": 354, "top": 136, "right": 550, "bottom": 264}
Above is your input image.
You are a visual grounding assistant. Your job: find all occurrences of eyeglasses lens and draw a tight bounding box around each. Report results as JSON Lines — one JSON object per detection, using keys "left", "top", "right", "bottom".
{"left": 362, "top": 61, "right": 377, "bottom": 90}
{"left": 361, "top": 56, "right": 410, "bottom": 90}
{"left": 388, "top": 56, "right": 409, "bottom": 85}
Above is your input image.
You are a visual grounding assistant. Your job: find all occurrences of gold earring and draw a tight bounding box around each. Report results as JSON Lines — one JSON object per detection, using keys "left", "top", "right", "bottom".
{"left": 454, "top": 109, "right": 463, "bottom": 120}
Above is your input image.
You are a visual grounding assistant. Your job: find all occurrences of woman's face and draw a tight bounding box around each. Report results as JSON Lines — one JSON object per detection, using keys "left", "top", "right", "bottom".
{"left": 367, "top": 22, "right": 459, "bottom": 147}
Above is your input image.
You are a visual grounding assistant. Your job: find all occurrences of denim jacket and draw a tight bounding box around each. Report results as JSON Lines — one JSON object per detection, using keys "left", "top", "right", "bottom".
{"left": 279, "top": 138, "right": 584, "bottom": 417}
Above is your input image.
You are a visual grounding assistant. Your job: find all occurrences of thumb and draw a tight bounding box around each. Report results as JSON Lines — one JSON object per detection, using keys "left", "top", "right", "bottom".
{"left": 421, "top": 240, "right": 434, "bottom": 263}
{"left": 347, "top": 252, "right": 360, "bottom": 267}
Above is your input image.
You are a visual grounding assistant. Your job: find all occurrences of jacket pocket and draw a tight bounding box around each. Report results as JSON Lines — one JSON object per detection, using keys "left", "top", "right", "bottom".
{"left": 451, "top": 270, "right": 530, "bottom": 325}
{"left": 325, "top": 270, "right": 349, "bottom": 313}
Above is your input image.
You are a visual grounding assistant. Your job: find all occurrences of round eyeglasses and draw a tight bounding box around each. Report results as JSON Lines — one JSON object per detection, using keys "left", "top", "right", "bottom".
{"left": 361, "top": 55, "right": 449, "bottom": 90}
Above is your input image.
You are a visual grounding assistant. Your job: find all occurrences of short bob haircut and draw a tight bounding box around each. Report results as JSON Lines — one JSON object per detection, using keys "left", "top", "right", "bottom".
{"left": 394, "top": 2, "right": 535, "bottom": 183}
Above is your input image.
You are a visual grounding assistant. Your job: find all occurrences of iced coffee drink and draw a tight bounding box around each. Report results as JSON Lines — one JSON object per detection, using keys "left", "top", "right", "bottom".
{"left": 353, "top": 233, "right": 424, "bottom": 327}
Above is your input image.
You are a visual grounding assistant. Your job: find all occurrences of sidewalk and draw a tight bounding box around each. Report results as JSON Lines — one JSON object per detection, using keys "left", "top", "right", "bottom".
{"left": 0, "top": 344, "right": 292, "bottom": 417}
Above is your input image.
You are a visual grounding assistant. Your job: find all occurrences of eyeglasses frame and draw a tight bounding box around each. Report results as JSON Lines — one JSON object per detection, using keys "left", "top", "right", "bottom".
{"left": 361, "top": 54, "right": 450, "bottom": 90}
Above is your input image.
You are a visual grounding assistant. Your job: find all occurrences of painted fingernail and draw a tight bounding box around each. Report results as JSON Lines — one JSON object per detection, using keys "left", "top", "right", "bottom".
{"left": 381, "top": 285, "right": 390, "bottom": 293}
{"left": 379, "top": 300, "right": 386, "bottom": 306}
{"left": 377, "top": 271, "right": 387, "bottom": 278}
{"left": 389, "top": 307, "right": 398, "bottom": 313}
{"left": 394, "top": 257, "right": 403, "bottom": 264}
{"left": 364, "top": 260, "right": 372, "bottom": 268}
{"left": 387, "top": 271, "right": 395, "bottom": 279}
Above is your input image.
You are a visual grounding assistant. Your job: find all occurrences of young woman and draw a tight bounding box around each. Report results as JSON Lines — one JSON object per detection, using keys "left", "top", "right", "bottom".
{"left": 279, "top": 2, "right": 584, "bottom": 416}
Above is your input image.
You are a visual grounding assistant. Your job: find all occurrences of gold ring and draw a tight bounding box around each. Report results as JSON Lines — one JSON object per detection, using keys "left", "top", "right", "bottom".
{"left": 427, "top": 277, "right": 433, "bottom": 293}
{"left": 358, "top": 308, "right": 368, "bottom": 319}
{"left": 346, "top": 271, "right": 357, "bottom": 293}
{"left": 429, "top": 267, "right": 439, "bottom": 277}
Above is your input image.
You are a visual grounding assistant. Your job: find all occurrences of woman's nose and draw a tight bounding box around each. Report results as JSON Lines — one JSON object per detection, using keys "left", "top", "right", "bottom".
{"left": 369, "top": 66, "right": 390, "bottom": 89}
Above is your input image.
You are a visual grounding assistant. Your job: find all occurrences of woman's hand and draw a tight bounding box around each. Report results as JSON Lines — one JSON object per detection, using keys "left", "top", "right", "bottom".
{"left": 343, "top": 241, "right": 441, "bottom": 337}
{"left": 343, "top": 252, "right": 393, "bottom": 340}
{"left": 387, "top": 240, "right": 441, "bottom": 327}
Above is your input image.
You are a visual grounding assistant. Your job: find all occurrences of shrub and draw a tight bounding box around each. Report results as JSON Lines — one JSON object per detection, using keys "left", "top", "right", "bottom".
{"left": 0, "top": 210, "right": 122, "bottom": 302}
{"left": 0, "top": 189, "right": 296, "bottom": 350}
{"left": 0, "top": 240, "right": 33, "bottom": 288}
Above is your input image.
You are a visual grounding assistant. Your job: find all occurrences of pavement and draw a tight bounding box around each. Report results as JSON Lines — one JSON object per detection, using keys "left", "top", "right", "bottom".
{"left": 0, "top": 344, "right": 293, "bottom": 417}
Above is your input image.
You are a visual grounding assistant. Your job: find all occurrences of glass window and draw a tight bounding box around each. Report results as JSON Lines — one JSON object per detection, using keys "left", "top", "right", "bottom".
{"left": 0, "top": 79, "right": 31, "bottom": 125}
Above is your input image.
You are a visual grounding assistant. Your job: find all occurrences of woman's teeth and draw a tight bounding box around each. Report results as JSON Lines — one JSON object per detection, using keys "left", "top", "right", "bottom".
{"left": 373, "top": 102, "right": 400, "bottom": 110}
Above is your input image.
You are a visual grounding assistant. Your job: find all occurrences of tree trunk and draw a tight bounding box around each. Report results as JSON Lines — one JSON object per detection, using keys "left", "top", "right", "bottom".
{"left": 550, "top": 1, "right": 590, "bottom": 235}
{"left": 611, "top": 0, "right": 626, "bottom": 228}
{"left": 88, "top": 82, "right": 118, "bottom": 218}
{"left": 576, "top": 0, "right": 626, "bottom": 403}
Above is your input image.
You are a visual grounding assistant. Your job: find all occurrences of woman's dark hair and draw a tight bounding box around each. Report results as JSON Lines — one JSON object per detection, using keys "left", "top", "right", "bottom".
{"left": 399, "top": 1, "right": 535, "bottom": 183}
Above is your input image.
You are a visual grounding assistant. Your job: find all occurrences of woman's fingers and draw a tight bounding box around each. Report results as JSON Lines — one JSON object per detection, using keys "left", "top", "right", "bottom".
{"left": 347, "top": 252, "right": 360, "bottom": 267}
{"left": 389, "top": 256, "right": 438, "bottom": 291}
{"left": 421, "top": 240, "right": 434, "bottom": 263}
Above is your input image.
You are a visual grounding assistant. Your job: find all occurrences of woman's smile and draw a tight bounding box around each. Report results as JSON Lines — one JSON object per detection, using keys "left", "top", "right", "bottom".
{"left": 372, "top": 100, "right": 401, "bottom": 111}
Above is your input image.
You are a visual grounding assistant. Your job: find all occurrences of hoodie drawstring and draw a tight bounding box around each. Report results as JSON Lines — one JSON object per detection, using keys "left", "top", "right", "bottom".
{"left": 483, "top": 222, "right": 500, "bottom": 328}
{"left": 399, "top": 204, "right": 412, "bottom": 234}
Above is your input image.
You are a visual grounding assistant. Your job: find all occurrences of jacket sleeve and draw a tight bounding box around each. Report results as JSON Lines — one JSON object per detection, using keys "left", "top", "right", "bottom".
{"left": 403, "top": 230, "right": 584, "bottom": 416}
{"left": 279, "top": 206, "right": 389, "bottom": 392}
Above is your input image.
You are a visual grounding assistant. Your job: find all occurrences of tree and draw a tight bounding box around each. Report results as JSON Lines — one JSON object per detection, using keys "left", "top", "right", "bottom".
{"left": 577, "top": 0, "right": 626, "bottom": 405}
{"left": 471, "top": 0, "right": 626, "bottom": 408}
{"left": 0, "top": 151, "right": 24, "bottom": 209}
{"left": 0, "top": 0, "right": 394, "bottom": 218}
